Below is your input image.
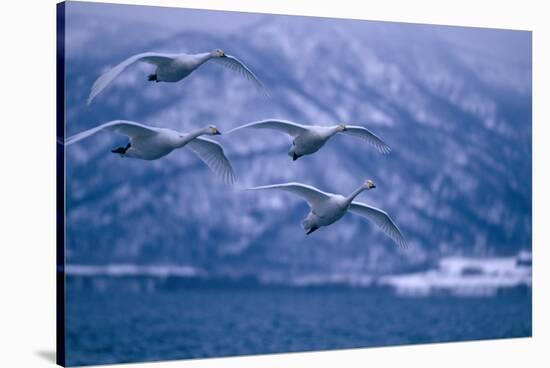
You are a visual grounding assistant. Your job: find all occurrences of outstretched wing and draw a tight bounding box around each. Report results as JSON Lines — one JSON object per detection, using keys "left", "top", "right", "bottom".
{"left": 185, "top": 137, "right": 237, "bottom": 184}
{"left": 210, "top": 54, "right": 269, "bottom": 96}
{"left": 349, "top": 202, "right": 407, "bottom": 248}
{"left": 87, "top": 52, "right": 176, "bottom": 104}
{"left": 227, "top": 119, "right": 308, "bottom": 137}
{"left": 245, "top": 182, "right": 330, "bottom": 208}
{"left": 341, "top": 125, "right": 391, "bottom": 154}
{"left": 65, "top": 120, "right": 157, "bottom": 146}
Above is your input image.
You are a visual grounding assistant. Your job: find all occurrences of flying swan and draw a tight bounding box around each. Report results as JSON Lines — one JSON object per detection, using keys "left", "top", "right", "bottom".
{"left": 87, "top": 49, "right": 267, "bottom": 104}
{"left": 228, "top": 119, "right": 391, "bottom": 160}
{"left": 246, "top": 180, "right": 406, "bottom": 247}
{"left": 64, "top": 120, "right": 237, "bottom": 184}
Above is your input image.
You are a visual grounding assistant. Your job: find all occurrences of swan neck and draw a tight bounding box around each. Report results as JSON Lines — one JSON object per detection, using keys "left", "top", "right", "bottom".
{"left": 330, "top": 126, "right": 343, "bottom": 136}
{"left": 196, "top": 52, "right": 214, "bottom": 65}
{"left": 177, "top": 128, "right": 207, "bottom": 147}
{"left": 346, "top": 185, "right": 368, "bottom": 204}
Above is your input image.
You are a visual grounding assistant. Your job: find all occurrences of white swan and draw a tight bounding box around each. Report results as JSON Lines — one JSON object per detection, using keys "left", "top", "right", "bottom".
{"left": 246, "top": 180, "right": 406, "bottom": 247}
{"left": 64, "top": 120, "right": 236, "bottom": 184}
{"left": 87, "top": 49, "right": 267, "bottom": 104}
{"left": 228, "top": 119, "right": 391, "bottom": 160}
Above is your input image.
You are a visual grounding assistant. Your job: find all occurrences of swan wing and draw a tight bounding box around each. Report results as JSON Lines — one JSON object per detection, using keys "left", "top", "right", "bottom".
{"left": 246, "top": 183, "right": 330, "bottom": 207}
{"left": 227, "top": 119, "right": 308, "bottom": 137}
{"left": 65, "top": 120, "right": 157, "bottom": 146}
{"left": 210, "top": 54, "right": 269, "bottom": 96}
{"left": 87, "top": 52, "right": 176, "bottom": 104}
{"left": 341, "top": 125, "right": 391, "bottom": 154}
{"left": 349, "top": 202, "right": 407, "bottom": 248}
{"left": 185, "top": 137, "right": 237, "bottom": 184}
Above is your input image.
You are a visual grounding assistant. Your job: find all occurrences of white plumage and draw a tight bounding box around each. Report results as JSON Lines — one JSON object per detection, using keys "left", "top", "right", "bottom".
{"left": 87, "top": 49, "right": 267, "bottom": 104}
{"left": 64, "top": 120, "right": 236, "bottom": 184}
{"left": 246, "top": 180, "right": 406, "bottom": 247}
{"left": 228, "top": 119, "right": 391, "bottom": 160}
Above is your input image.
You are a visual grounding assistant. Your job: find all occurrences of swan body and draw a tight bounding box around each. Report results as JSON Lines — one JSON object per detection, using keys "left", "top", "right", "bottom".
{"left": 87, "top": 49, "right": 267, "bottom": 104}
{"left": 246, "top": 180, "right": 406, "bottom": 247}
{"left": 228, "top": 119, "right": 391, "bottom": 160}
{"left": 154, "top": 57, "right": 197, "bottom": 82}
{"left": 64, "top": 120, "right": 236, "bottom": 184}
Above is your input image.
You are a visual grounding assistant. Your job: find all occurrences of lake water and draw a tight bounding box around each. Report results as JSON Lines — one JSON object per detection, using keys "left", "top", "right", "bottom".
{"left": 65, "top": 287, "right": 531, "bottom": 366}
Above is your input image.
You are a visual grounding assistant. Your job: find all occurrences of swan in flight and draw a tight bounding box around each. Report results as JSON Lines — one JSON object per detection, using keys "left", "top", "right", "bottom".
{"left": 228, "top": 119, "right": 391, "bottom": 160}
{"left": 64, "top": 120, "right": 236, "bottom": 184}
{"left": 246, "top": 180, "right": 406, "bottom": 247}
{"left": 87, "top": 49, "right": 267, "bottom": 104}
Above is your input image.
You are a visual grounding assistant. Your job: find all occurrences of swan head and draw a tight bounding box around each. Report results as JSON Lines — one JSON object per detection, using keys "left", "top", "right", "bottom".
{"left": 338, "top": 123, "right": 347, "bottom": 132}
{"left": 207, "top": 125, "right": 221, "bottom": 135}
{"left": 213, "top": 49, "right": 226, "bottom": 58}
{"left": 365, "top": 179, "right": 376, "bottom": 189}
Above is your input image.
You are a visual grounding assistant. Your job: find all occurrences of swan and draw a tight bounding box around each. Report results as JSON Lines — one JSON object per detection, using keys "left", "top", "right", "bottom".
{"left": 227, "top": 119, "right": 391, "bottom": 160}
{"left": 87, "top": 49, "right": 267, "bottom": 104}
{"left": 246, "top": 180, "right": 406, "bottom": 247}
{"left": 64, "top": 120, "right": 236, "bottom": 184}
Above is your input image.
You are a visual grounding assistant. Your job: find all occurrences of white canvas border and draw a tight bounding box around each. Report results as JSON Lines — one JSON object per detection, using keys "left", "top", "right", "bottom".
{"left": 0, "top": 0, "right": 547, "bottom": 367}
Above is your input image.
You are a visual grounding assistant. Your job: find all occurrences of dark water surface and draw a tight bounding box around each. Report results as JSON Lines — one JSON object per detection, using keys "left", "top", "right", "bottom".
{"left": 66, "top": 288, "right": 531, "bottom": 366}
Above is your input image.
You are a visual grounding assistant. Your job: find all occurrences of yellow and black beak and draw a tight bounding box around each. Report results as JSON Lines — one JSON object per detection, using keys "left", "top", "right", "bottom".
{"left": 212, "top": 127, "right": 221, "bottom": 135}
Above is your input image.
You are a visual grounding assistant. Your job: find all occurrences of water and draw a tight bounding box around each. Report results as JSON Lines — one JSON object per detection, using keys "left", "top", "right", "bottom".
{"left": 65, "top": 286, "right": 531, "bottom": 366}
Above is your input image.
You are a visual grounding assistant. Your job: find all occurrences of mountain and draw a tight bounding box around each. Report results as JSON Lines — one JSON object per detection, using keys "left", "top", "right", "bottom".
{"left": 62, "top": 6, "right": 532, "bottom": 281}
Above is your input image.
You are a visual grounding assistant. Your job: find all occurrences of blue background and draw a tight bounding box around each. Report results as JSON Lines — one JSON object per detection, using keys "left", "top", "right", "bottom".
{"left": 62, "top": 2, "right": 532, "bottom": 365}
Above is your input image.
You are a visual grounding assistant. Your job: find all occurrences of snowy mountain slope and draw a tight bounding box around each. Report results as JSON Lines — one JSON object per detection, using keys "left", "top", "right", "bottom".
{"left": 63, "top": 7, "right": 532, "bottom": 279}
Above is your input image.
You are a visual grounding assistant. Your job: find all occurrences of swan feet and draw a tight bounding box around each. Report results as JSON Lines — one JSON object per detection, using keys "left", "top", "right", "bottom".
{"left": 111, "top": 142, "right": 131, "bottom": 155}
{"left": 147, "top": 73, "right": 159, "bottom": 82}
{"left": 305, "top": 226, "right": 319, "bottom": 235}
{"left": 288, "top": 149, "right": 300, "bottom": 161}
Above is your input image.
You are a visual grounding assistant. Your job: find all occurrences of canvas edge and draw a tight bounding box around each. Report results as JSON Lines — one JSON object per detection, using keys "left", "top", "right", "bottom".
{"left": 56, "top": 1, "right": 66, "bottom": 367}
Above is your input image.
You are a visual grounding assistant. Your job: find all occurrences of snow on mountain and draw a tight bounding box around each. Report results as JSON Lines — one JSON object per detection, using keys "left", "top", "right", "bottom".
{"left": 63, "top": 3, "right": 532, "bottom": 280}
